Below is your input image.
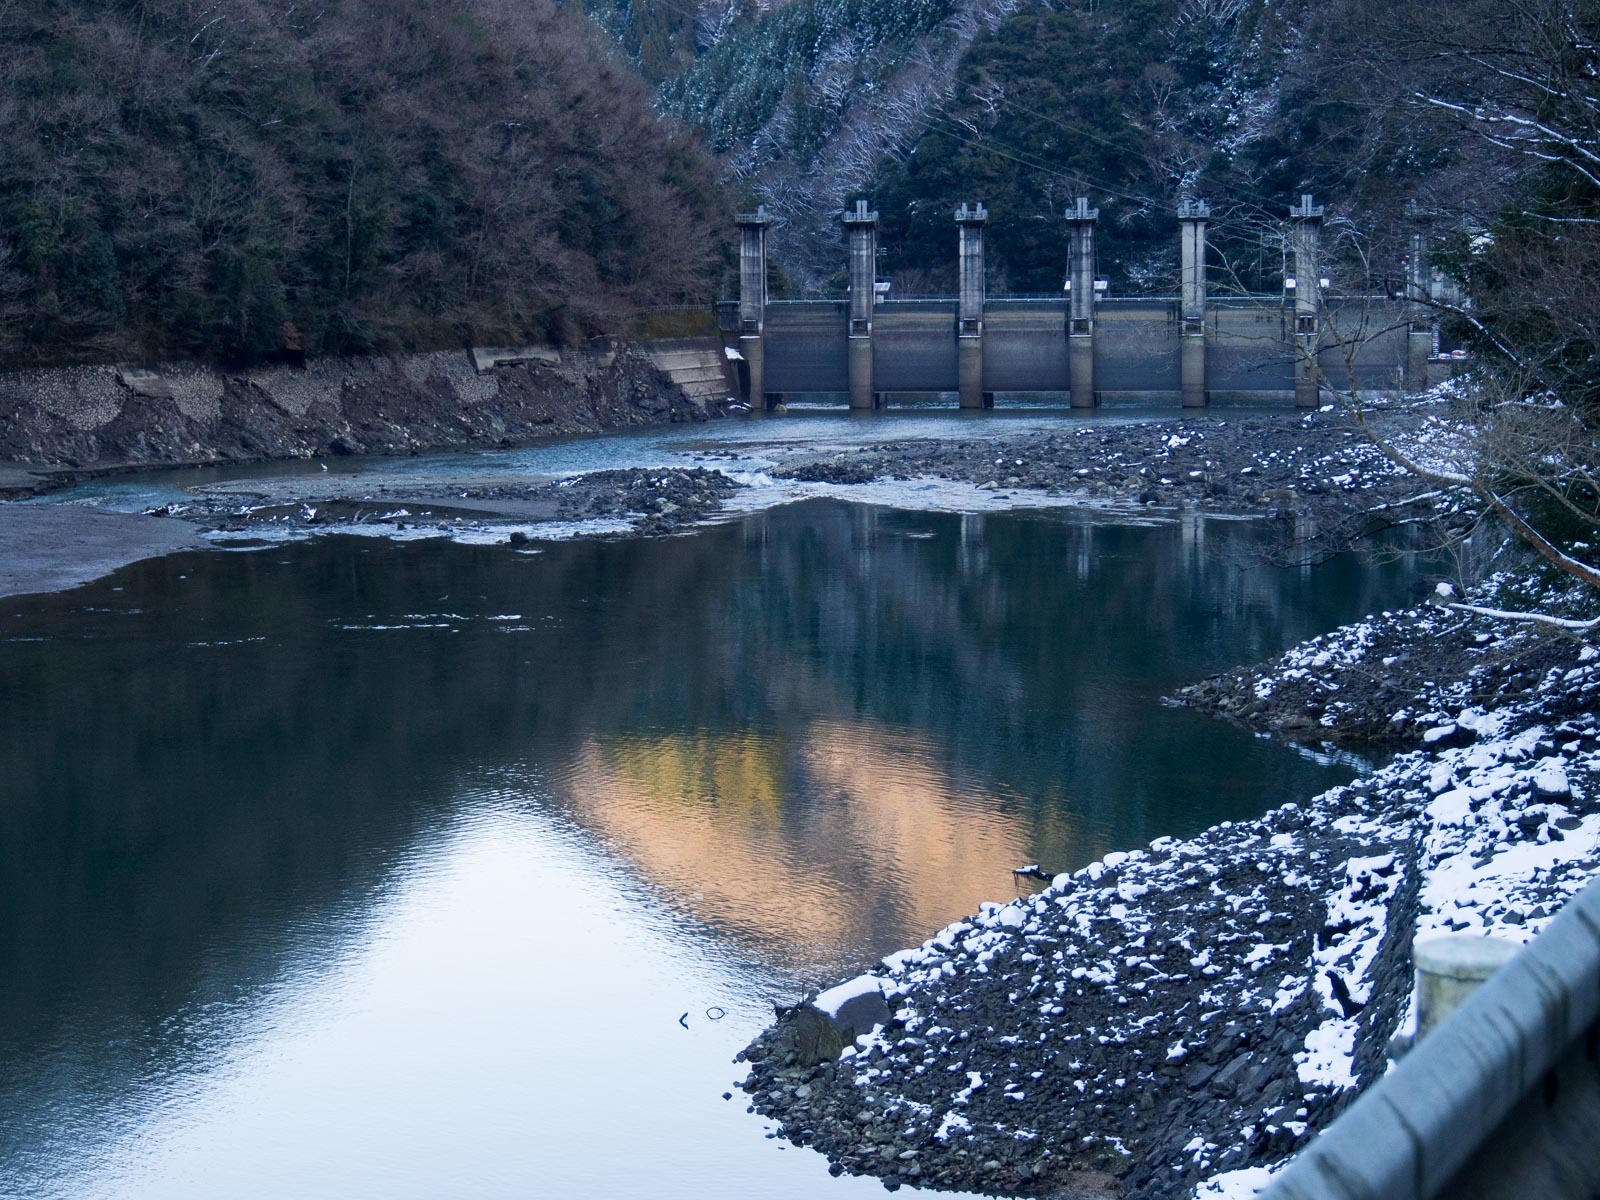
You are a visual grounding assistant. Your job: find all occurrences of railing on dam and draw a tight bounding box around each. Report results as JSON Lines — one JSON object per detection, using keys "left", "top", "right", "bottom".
{"left": 1260, "top": 876, "right": 1600, "bottom": 1200}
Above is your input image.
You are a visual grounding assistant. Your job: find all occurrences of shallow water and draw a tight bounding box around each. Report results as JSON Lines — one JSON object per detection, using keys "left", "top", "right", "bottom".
{"left": 42, "top": 405, "right": 1214, "bottom": 515}
{"left": 1, "top": 427, "right": 1428, "bottom": 1198}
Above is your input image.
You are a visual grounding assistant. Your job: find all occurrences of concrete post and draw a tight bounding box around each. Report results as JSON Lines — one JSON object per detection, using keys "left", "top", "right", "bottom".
{"left": 736, "top": 206, "right": 771, "bottom": 408}
{"left": 1065, "top": 197, "right": 1098, "bottom": 408}
{"left": 1406, "top": 231, "right": 1433, "bottom": 394}
{"left": 956, "top": 202, "right": 989, "bottom": 409}
{"left": 1289, "top": 194, "right": 1324, "bottom": 408}
{"left": 843, "top": 199, "right": 878, "bottom": 410}
{"left": 1257, "top": 878, "right": 1600, "bottom": 1200}
{"left": 1414, "top": 936, "right": 1518, "bottom": 1041}
{"left": 1179, "top": 199, "right": 1209, "bottom": 408}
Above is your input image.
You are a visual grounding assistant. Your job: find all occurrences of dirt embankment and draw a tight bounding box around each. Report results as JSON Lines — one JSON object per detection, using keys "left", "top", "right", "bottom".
{"left": 0, "top": 340, "right": 719, "bottom": 494}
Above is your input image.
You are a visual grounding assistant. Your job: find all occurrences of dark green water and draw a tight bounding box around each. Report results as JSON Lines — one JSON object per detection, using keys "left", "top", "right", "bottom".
{"left": 0, "top": 499, "right": 1420, "bottom": 1199}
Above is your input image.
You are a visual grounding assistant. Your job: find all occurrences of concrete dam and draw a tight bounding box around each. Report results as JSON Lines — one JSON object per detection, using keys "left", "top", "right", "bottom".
{"left": 725, "top": 197, "right": 1451, "bottom": 410}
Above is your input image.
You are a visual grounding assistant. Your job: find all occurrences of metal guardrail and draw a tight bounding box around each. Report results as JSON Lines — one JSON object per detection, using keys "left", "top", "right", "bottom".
{"left": 1261, "top": 876, "right": 1600, "bottom": 1200}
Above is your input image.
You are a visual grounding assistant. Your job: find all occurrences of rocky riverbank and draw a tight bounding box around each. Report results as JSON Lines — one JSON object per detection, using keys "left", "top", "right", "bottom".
{"left": 24, "top": 401, "right": 1466, "bottom": 568}
{"left": 0, "top": 340, "right": 717, "bottom": 490}
{"left": 139, "top": 403, "right": 1453, "bottom": 552}
{"left": 1174, "top": 571, "right": 1598, "bottom": 749}
{"left": 765, "top": 407, "right": 1450, "bottom": 538}
{"left": 737, "top": 572, "right": 1600, "bottom": 1198}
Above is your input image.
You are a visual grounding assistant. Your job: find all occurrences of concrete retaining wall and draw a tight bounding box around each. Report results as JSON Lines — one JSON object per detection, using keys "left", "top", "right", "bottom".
{"left": 0, "top": 339, "right": 723, "bottom": 474}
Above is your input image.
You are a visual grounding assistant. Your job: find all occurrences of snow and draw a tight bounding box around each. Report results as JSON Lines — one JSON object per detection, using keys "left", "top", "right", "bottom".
{"left": 1295, "top": 1019, "right": 1357, "bottom": 1088}
{"left": 1447, "top": 601, "right": 1600, "bottom": 632}
{"left": 814, "top": 973, "right": 886, "bottom": 1019}
{"left": 1194, "top": 1163, "right": 1286, "bottom": 1198}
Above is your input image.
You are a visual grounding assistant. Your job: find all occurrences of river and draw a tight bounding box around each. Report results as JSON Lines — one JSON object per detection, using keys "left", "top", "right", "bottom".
{"left": 0, "top": 412, "right": 1426, "bottom": 1198}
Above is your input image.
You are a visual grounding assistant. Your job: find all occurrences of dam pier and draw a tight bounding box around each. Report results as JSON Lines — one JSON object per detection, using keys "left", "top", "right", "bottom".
{"left": 727, "top": 195, "right": 1451, "bottom": 410}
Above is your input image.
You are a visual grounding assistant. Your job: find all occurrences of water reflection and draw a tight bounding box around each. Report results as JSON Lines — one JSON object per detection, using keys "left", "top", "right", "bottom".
{"left": 0, "top": 500, "right": 1429, "bottom": 1197}
{"left": 563, "top": 721, "right": 1039, "bottom": 978}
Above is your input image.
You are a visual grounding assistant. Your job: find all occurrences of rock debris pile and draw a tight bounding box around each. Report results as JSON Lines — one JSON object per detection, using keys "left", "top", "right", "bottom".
{"left": 1178, "top": 573, "right": 1599, "bottom": 748}
{"left": 770, "top": 412, "right": 1427, "bottom": 528}
{"left": 546, "top": 467, "right": 741, "bottom": 534}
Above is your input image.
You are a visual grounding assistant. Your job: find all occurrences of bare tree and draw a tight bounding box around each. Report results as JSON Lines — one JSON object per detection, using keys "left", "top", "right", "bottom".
{"left": 1271, "top": 0, "right": 1600, "bottom": 628}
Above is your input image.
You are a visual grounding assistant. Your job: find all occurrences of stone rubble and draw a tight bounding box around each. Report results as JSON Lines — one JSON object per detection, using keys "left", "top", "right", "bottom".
{"left": 768, "top": 409, "right": 1446, "bottom": 536}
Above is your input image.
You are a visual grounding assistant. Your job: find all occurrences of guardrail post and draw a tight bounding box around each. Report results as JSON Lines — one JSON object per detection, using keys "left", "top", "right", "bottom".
{"left": 1413, "top": 935, "right": 1519, "bottom": 1042}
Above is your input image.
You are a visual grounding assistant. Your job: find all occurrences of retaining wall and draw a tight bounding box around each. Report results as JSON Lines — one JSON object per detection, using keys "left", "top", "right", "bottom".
{"left": 0, "top": 340, "right": 726, "bottom": 475}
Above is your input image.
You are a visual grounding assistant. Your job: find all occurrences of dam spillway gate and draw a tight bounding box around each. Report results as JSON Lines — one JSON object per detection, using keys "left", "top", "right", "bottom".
{"left": 723, "top": 197, "right": 1453, "bottom": 410}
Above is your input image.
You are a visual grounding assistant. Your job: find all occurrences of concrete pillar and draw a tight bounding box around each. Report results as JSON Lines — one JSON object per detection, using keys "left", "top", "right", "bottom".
{"left": 956, "top": 202, "right": 989, "bottom": 409}
{"left": 1289, "top": 194, "right": 1324, "bottom": 408}
{"left": 1414, "top": 936, "right": 1518, "bottom": 1041}
{"left": 1065, "top": 197, "right": 1098, "bottom": 408}
{"left": 736, "top": 206, "right": 771, "bottom": 408}
{"left": 842, "top": 199, "right": 878, "bottom": 410}
{"left": 1406, "top": 231, "right": 1433, "bottom": 394}
{"left": 1179, "top": 199, "right": 1209, "bottom": 408}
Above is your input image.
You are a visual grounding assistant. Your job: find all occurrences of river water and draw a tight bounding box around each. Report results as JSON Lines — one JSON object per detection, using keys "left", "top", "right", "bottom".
{"left": 0, "top": 414, "right": 1425, "bottom": 1198}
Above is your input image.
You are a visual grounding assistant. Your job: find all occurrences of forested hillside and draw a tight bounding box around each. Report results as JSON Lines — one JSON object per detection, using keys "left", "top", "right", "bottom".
{"left": 868, "top": 0, "right": 1335, "bottom": 294}
{"left": 645, "top": 0, "right": 1301, "bottom": 290}
{"left": 635, "top": 0, "right": 1368, "bottom": 293}
{"left": 630, "top": 0, "right": 1530, "bottom": 298}
{"left": 0, "top": 0, "right": 727, "bottom": 367}
{"left": 659, "top": 0, "right": 1022, "bottom": 288}
{"left": 584, "top": 0, "right": 1596, "bottom": 436}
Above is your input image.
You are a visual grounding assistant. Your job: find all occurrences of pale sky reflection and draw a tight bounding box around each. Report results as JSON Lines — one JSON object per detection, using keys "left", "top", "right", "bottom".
{"left": 35, "top": 799, "right": 935, "bottom": 1200}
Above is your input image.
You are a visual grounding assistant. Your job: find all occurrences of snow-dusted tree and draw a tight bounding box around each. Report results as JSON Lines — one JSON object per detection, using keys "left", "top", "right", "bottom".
{"left": 1288, "top": 0, "right": 1600, "bottom": 629}
{"left": 1335, "top": 372, "right": 1600, "bottom": 631}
